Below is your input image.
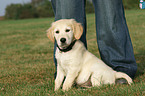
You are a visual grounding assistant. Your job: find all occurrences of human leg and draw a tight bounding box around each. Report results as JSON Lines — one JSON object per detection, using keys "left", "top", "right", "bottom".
{"left": 51, "top": 0, "right": 87, "bottom": 72}
{"left": 92, "top": 0, "right": 137, "bottom": 79}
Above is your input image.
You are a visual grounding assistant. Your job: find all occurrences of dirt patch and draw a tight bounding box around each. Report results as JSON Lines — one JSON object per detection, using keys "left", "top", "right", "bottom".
{"left": 0, "top": 16, "right": 4, "bottom": 20}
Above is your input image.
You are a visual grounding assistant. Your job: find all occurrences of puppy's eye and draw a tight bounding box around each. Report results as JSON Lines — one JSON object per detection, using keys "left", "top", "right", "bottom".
{"left": 55, "top": 31, "right": 59, "bottom": 34}
{"left": 65, "top": 29, "right": 70, "bottom": 32}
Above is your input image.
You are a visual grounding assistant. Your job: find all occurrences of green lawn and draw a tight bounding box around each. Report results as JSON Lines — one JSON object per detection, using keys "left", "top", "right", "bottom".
{"left": 0, "top": 9, "right": 145, "bottom": 96}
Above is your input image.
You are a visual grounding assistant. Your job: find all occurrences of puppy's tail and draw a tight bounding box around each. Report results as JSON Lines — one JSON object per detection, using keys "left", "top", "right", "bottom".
{"left": 115, "top": 72, "right": 133, "bottom": 85}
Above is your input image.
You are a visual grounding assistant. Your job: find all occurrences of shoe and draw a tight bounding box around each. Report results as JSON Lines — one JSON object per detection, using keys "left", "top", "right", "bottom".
{"left": 115, "top": 78, "right": 128, "bottom": 84}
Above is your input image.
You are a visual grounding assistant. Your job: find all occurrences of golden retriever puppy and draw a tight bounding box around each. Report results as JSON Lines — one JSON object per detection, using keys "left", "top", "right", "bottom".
{"left": 47, "top": 19, "right": 132, "bottom": 91}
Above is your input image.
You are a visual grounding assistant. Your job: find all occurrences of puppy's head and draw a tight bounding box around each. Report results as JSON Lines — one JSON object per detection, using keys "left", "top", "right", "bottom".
{"left": 47, "top": 19, "right": 83, "bottom": 49}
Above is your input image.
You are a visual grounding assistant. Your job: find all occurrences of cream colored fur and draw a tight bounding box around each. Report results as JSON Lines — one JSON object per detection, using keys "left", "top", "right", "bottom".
{"left": 47, "top": 19, "right": 133, "bottom": 91}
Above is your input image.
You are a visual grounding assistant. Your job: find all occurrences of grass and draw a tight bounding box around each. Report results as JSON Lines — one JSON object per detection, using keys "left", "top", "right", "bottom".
{"left": 0, "top": 9, "right": 145, "bottom": 96}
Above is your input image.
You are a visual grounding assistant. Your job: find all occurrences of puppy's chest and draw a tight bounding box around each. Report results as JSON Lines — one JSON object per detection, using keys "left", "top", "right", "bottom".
{"left": 57, "top": 52, "right": 74, "bottom": 65}
{"left": 56, "top": 51, "right": 80, "bottom": 68}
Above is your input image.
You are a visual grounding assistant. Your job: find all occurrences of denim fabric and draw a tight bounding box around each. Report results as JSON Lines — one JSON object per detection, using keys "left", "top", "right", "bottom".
{"left": 51, "top": 0, "right": 137, "bottom": 79}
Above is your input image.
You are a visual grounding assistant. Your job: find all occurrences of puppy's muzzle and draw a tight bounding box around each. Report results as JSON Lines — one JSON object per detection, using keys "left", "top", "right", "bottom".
{"left": 60, "top": 38, "right": 66, "bottom": 43}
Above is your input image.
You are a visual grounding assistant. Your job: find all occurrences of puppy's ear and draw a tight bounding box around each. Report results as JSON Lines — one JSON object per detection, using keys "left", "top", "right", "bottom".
{"left": 46, "top": 25, "right": 54, "bottom": 42}
{"left": 72, "top": 20, "right": 83, "bottom": 40}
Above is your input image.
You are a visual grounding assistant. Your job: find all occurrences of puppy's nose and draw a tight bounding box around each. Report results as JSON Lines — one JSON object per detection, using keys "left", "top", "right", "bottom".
{"left": 60, "top": 38, "right": 66, "bottom": 43}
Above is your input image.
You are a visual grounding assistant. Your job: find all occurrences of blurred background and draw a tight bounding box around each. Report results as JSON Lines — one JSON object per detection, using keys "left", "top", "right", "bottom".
{"left": 0, "top": 0, "right": 141, "bottom": 20}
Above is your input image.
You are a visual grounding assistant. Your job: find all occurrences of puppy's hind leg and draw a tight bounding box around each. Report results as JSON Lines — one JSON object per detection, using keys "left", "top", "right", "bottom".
{"left": 76, "top": 70, "right": 92, "bottom": 88}
{"left": 91, "top": 73, "right": 102, "bottom": 87}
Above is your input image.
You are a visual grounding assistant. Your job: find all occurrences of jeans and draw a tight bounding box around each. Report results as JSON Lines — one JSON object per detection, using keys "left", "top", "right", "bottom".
{"left": 51, "top": 0, "right": 137, "bottom": 79}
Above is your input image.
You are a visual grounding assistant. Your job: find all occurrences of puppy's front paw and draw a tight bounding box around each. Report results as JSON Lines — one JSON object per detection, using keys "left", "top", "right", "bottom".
{"left": 54, "top": 88, "right": 58, "bottom": 91}
{"left": 62, "top": 84, "right": 71, "bottom": 91}
{"left": 54, "top": 85, "right": 60, "bottom": 91}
